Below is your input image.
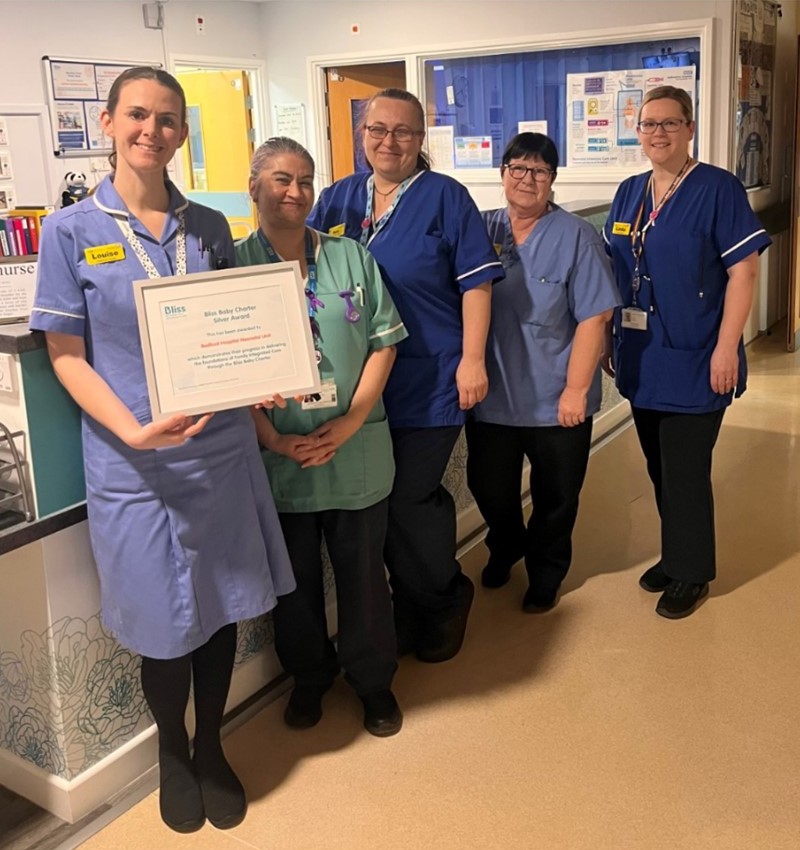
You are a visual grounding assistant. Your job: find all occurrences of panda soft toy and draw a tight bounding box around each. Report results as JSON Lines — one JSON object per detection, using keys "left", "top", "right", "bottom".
{"left": 61, "top": 171, "right": 89, "bottom": 207}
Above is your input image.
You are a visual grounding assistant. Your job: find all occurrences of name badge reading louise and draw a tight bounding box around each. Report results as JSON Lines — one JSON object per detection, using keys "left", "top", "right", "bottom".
{"left": 328, "top": 223, "right": 346, "bottom": 238}
{"left": 84, "top": 243, "right": 126, "bottom": 265}
{"left": 621, "top": 307, "right": 648, "bottom": 331}
{"left": 612, "top": 222, "right": 631, "bottom": 236}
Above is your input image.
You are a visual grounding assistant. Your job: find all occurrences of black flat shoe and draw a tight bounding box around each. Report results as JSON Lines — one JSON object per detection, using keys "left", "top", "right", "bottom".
{"left": 639, "top": 562, "right": 672, "bottom": 593}
{"left": 522, "top": 587, "right": 559, "bottom": 614}
{"left": 415, "top": 574, "right": 474, "bottom": 664}
{"left": 284, "top": 684, "right": 329, "bottom": 729}
{"left": 362, "top": 690, "right": 403, "bottom": 737}
{"left": 655, "top": 581, "right": 709, "bottom": 619}
{"left": 158, "top": 757, "right": 205, "bottom": 833}
{"left": 193, "top": 751, "right": 246, "bottom": 830}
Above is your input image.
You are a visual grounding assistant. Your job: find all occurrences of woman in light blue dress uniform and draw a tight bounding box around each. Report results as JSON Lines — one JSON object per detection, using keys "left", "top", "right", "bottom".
{"left": 29, "top": 68, "right": 294, "bottom": 834}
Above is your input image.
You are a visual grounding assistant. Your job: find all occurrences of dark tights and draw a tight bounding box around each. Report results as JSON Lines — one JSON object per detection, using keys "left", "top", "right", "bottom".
{"left": 140, "top": 624, "right": 243, "bottom": 829}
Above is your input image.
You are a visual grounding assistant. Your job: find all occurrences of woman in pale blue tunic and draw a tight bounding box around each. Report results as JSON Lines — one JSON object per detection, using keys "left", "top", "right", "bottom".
{"left": 29, "top": 68, "right": 294, "bottom": 834}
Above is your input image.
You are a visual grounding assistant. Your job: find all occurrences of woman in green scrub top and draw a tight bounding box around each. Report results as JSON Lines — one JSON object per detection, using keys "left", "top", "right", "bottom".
{"left": 237, "top": 137, "right": 409, "bottom": 737}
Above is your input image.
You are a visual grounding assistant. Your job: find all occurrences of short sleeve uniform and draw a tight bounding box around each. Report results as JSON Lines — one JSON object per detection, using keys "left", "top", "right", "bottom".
{"left": 308, "top": 170, "right": 504, "bottom": 427}
{"left": 602, "top": 163, "right": 771, "bottom": 413}
{"left": 236, "top": 230, "right": 408, "bottom": 512}
{"left": 29, "top": 175, "right": 295, "bottom": 659}
{"left": 475, "top": 205, "right": 620, "bottom": 427}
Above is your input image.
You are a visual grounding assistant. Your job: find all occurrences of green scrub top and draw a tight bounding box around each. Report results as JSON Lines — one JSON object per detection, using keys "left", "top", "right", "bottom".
{"left": 236, "top": 229, "right": 408, "bottom": 512}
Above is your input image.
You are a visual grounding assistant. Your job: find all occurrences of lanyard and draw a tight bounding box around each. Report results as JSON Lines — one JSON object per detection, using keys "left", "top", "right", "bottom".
{"left": 116, "top": 210, "right": 186, "bottom": 278}
{"left": 257, "top": 227, "right": 324, "bottom": 357}
{"left": 359, "top": 173, "right": 416, "bottom": 248}
{"left": 629, "top": 157, "right": 692, "bottom": 305}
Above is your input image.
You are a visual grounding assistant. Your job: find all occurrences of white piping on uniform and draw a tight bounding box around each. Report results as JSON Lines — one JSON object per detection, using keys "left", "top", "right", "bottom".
{"left": 721, "top": 229, "right": 767, "bottom": 258}
{"left": 456, "top": 260, "right": 503, "bottom": 282}
{"left": 31, "top": 306, "right": 85, "bottom": 320}
{"left": 369, "top": 322, "right": 405, "bottom": 340}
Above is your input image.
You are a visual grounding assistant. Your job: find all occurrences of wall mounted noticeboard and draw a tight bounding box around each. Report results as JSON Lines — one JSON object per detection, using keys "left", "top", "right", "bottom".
{"left": 41, "top": 56, "right": 161, "bottom": 156}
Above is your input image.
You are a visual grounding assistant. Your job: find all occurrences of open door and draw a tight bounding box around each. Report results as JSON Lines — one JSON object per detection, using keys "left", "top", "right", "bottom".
{"left": 176, "top": 68, "right": 257, "bottom": 236}
{"left": 325, "top": 63, "right": 406, "bottom": 182}
{"left": 788, "top": 35, "right": 800, "bottom": 350}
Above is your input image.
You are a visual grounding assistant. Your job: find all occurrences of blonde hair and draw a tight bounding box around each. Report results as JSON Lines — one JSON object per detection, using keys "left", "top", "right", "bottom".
{"left": 639, "top": 86, "right": 694, "bottom": 123}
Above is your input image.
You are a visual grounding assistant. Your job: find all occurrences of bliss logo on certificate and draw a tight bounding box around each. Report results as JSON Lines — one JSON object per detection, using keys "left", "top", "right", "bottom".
{"left": 134, "top": 263, "right": 321, "bottom": 419}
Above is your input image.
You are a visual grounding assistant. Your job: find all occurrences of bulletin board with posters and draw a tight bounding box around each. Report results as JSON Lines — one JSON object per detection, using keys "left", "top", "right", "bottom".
{"left": 734, "top": 0, "right": 778, "bottom": 189}
{"left": 41, "top": 56, "right": 161, "bottom": 157}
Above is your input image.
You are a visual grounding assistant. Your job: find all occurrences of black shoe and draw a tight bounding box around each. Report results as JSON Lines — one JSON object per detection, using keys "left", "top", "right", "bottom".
{"left": 158, "top": 753, "right": 205, "bottom": 834}
{"left": 639, "top": 562, "right": 672, "bottom": 593}
{"left": 284, "top": 684, "right": 328, "bottom": 729}
{"left": 415, "top": 574, "right": 475, "bottom": 664}
{"left": 522, "top": 586, "right": 559, "bottom": 613}
{"left": 655, "top": 581, "right": 709, "bottom": 619}
{"left": 361, "top": 690, "right": 403, "bottom": 737}
{"left": 193, "top": 749, "right": 246, "bottom": 830}
{"left": 481, "top": 560, "right": 512, "bottom": 588}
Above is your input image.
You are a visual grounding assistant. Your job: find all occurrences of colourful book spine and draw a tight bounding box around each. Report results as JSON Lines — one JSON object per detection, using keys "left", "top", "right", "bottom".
{"left": 27, "top": 216, "right": 39, "bottom": 253}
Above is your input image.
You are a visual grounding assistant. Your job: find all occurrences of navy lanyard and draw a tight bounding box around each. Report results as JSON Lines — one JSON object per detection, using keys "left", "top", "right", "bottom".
{"left": 257, "top": 227, "right": 323, "bottom": 357}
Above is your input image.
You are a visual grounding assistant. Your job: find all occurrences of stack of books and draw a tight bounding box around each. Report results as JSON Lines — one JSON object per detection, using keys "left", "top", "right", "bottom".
{"left": 0, "top": 207, "right": 54, "bottom": 258}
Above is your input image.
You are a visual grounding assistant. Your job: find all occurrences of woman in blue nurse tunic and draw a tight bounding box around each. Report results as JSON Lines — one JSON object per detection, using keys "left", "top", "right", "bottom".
{"left": 29, "top": 68, "right": 294, "bottom": 834}
{"left": 468, "top": 133, "right": 620, "bottom": 612}
{"left": 308, "top": 88, "right": 504, "bottom": 664}
{"left": 603, "top": 86, "right": 771, "bottom": 619}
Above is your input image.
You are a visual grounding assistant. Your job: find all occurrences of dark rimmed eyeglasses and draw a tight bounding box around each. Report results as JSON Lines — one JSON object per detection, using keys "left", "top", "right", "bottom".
{"left": 365, "top": 125, "right": 423, "bottom": 142}
{"left": 637, "top": 119, "right": 689, "bottom": 134}
{"left": 504, "top": 164, "right": 554, "bottom": 182}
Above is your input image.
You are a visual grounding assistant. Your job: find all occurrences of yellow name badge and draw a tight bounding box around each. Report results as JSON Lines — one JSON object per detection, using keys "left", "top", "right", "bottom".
{"left": 328, "top": 223, "right": 346, "bottom": 237}
{"left": 612, "top": 221, "right": 631, "bottom": 236}
{"left": 84, "top": 243, "right": 126, "bottom": 265}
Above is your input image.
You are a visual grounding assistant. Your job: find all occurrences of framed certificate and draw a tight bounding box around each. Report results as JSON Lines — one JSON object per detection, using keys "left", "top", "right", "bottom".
{"left": 133, "top": 262, "right": 321, "bottom": 419}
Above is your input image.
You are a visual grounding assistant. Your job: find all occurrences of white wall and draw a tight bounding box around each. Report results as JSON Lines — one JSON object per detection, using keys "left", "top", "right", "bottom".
{"left": 1, "top": 0, "right": 265, "bottom": 206}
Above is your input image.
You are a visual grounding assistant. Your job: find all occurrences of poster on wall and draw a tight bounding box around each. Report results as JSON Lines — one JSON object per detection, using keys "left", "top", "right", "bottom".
{"left": 734, "top": 0, "right": 777, "bottom": 189}
{"left": 42, "top": 56, "right": 161, "bottom": 156}
{"left": 566, "top": 66, "right": 696, "bottom": 168}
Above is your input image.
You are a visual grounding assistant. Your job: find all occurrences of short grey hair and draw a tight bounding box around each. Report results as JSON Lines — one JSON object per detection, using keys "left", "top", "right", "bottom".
{"left": 249, "top": 136, "right": 315, "bottom": 183}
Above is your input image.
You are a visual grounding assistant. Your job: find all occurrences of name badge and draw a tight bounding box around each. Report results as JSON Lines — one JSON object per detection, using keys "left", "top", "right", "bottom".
{"left": 84, "top": 243, "right": 125, "bottom": 265}
{"left": 493, "top": 242, "right": 503, "bottom": 256}
{"left": 612, "top": 222, "right": 631, "bottom": 236}
{"left": 328, "top": 223, "right": 346, "bottom": 237}
{"left": 301, "top": 378, "right": 338, "bottom": 410}
{"left": 621, "top": 307, "right": 648, "bottom": 331}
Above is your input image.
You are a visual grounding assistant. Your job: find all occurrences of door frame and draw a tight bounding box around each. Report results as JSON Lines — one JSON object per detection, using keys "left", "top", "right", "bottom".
{"left": 308, "top": 50, "right": 414, "bottom": 188}
{"left": 169, "top": 53, "right": 268, "bottom": 191}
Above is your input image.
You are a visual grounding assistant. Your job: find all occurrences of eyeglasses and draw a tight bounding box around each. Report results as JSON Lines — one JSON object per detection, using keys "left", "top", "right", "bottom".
{"left": 504, "top": 164, "right": 553, "bottom": 182}
{"left": 637, "top": 119, "right": 689, "bottom": 134}
{"left": 365, "top": 125, "right": 423, "bottom": 142}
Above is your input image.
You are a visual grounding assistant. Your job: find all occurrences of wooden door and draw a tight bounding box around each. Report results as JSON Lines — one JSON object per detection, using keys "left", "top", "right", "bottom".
{"left": 326, "top": 63, "right": 406, "bottom": 182}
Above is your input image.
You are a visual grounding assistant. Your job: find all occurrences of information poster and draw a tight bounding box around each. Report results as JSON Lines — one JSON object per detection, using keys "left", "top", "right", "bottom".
{"left": 566, "top": 66, "right": 696, "bottom": 168}
{"left": 735, "top": 0, "right": 777, "bottom": 189}
{"left": 43, "top": 57, "right": 160, "bottom": 155}
{"left": 454, "top": 136, "right": 492, "bottom": 168}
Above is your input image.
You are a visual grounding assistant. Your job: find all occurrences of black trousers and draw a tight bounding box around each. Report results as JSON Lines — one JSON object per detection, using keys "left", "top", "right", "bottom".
{"left": 384, "top": 426, "right": 464, "bottom": 617}
{"left": 272, "top": 499, "right": 397, "bottom": 697}
{"left": 465, "top": 419, "right": 592, "bottom": 596}
{"left": 632, "top": 406, "right": 725, "bottom": 584}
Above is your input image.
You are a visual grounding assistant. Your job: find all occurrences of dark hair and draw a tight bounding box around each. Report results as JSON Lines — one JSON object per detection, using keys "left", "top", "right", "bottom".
{"left": 358, "top": 87, "right": 431, "bottom": 172}
{"left": 249, "top": 136, "right": 315, "bottom": 184}
{"left": 501, "top": 133, "right": 558, "bottom": 176}
{"left": 105, "top": 67, "right": 187, "bottom": 171}
{"left": 639, "top": 85, "right": 694, "bottom": 123}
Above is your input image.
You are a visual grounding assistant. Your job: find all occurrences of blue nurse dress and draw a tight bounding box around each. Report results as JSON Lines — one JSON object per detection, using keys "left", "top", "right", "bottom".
{"left": 308, "top": 170, "right": 504, "bottom": 427}
{"left": 29, "top": 176, "right": 295, "bottom": 659}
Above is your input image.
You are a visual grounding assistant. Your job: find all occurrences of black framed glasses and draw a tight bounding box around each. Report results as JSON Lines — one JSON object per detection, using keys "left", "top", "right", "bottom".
{"left": 504, "top": 164, "right": 553, "bottom": 182}
{"left": 637, "top": 119, "right": 689, "bottom": 134}
{"left": 365, "top": 125, "right": 423, "bottom": 142}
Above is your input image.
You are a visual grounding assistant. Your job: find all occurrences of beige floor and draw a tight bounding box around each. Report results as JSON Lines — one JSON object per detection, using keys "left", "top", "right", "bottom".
{"left": 80, "top": 333, "right": 800, "bottom": 850}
